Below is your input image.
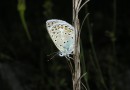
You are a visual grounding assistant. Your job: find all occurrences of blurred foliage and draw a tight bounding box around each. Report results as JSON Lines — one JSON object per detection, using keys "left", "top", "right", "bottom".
{"left": 0, "top": 0, "right": 130, "bottom": 90}
{"left": 17, "top": 0, "right": 32, "bottom": 41}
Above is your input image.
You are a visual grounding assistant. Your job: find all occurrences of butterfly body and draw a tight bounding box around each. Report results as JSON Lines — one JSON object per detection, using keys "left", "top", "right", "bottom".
{"left": 46, "top": 19, "right": 75, "bottom": 57}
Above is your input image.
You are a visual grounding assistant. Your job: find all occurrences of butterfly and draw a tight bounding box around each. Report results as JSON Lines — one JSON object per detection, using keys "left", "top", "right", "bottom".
{"left": 46, "top": 19, "right": 75, "bottom": 58}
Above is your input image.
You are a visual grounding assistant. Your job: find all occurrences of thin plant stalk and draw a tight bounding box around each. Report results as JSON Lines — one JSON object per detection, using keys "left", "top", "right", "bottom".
{"left": 72, "top": 0, "right": 81, "bottom": 90}
{"left": 72, "top": 0, "right": 89, "bottom": 90}
{"left": 112, "top": 0, "right": 117, "bottom": 64}
{"left": 86, "top": 15, "right": 108, "bottom": 90}
{"left": 108, "top": 0, "right": 117, "bottom": 89}
{"left": 80, "top": 41, "right": 90, "bottom": 90}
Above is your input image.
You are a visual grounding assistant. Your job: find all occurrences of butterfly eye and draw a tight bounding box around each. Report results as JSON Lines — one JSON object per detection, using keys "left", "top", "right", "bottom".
{"left": 59, "top": 53, "right": 63, "bottom": 56}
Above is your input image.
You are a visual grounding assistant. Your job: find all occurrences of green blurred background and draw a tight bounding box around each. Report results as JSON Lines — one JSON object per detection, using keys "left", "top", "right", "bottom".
{"left": 0, "top": 0, "right": 130, "bottom": 90}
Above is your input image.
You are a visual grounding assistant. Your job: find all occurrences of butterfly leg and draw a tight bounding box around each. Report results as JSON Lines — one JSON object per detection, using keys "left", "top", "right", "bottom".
{"left": 66, "top": 55, "right": 74, "bottom": 60}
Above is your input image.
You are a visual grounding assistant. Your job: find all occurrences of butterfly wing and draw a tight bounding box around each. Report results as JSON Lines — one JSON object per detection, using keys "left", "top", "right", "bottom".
{"left": 46, "top": 20, "right": 75, "bottom": 55}
{"left": 46, "top": 19, "right": 66, "bottom": 31}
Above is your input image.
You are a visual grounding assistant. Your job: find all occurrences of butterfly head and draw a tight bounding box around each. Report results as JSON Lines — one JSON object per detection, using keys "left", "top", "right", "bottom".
{"left": 58, "top": 52, "right": 66, "bottom": 57}
{"left": 58, "top": 50, "right": 74, "bottom": 57}
{"left": 59, "top": 53, "right": 64, "bottom": 57}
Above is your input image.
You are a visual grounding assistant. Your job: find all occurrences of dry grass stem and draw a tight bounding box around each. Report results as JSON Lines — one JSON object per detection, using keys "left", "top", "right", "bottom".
{"left": 72, "top": 0, "right": 89, "bottom": 90}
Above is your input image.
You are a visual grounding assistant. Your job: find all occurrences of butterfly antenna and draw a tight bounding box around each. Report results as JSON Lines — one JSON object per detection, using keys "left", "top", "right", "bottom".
{"left": 47, "top": 51, "right": 57, "bottom": 56}
{"left": 48, "top": 52, "right": 58, "bottom": 61}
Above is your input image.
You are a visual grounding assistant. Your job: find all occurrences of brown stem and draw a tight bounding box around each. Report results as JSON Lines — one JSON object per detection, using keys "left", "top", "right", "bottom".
{"left": 72, "top": 0, "right": 89, "bottom": 90}
{"left": 73, "top": 18, "right": 81, "bottom": 90}
{"left": 72, "top": 0, "right": 81, "bottom": 90}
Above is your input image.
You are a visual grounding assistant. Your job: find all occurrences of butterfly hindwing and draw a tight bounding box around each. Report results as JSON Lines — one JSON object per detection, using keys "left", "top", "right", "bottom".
{"left": 46, "top": 19, "right": 75, "bottom": 56}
